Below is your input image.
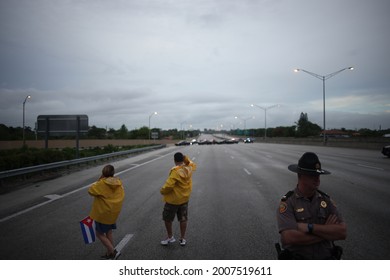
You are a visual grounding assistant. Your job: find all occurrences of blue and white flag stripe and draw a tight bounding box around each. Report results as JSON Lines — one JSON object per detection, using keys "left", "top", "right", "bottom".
{"left": 80, "top": 216, "right": 96, "bottom": 244}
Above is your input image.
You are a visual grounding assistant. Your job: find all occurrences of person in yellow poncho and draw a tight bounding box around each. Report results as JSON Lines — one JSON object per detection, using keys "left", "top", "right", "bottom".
{"left": 160, "top": 152, "right": 196, "bottom": 246}
{"left": 88, "top": 164, "right": 125, "bottom": 259}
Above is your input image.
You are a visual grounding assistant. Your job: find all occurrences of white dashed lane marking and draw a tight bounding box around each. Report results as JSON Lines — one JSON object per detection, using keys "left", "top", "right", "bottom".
{"left": 116, "top": 234, "right": 134, "bottom": 253}
{"left": 243, "top": 168, "right": 252, "bottom": 175}
{"left": 356, "top": 164, "right": 384, "bottom": 171}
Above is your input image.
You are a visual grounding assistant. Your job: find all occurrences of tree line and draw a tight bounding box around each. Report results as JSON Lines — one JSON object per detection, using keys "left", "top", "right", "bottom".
{"left": 1, "top": 112, "right": 389, "bottom": 141}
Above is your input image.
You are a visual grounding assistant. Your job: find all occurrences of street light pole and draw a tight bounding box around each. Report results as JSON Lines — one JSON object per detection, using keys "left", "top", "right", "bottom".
{"left": 22, "top": 95, "right": 31, "bottom": 147}
{"left": 294, "top": 67, "right": 354, "bottom": 144}
{"left": 148, "top": 112, "right": 157, "bottom": 140}
{"left": 180, "top": 121, "right": 186, "bottom": 140}
{"left": 235, "top": 116, "right": 253, "bottom": 137}
{"left": 251, "top": 104, "right": 279, "bottom": 140}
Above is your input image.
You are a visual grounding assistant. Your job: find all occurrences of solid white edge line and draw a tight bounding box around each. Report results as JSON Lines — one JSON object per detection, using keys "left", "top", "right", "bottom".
{"left": 0, "top": 199, "right": 55, "bottom": 223}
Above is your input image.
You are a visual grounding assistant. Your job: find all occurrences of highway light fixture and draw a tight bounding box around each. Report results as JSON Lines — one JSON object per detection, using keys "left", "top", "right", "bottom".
{"left": 22, "top": 95, "right": 31, "bottom": 147}
{"left": 294, "top": 67, "right": 354, "bottom": 144}
{"left": 251, "top": 104, "right": 280, "bottom": 140}
{"left": 148, "top": 111, "right": 157, "bottom": 140}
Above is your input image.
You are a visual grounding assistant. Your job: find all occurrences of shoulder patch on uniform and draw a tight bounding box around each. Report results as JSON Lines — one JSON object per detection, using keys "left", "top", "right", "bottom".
{"left": 279, "top": 202, "right": 288, "bottom": 213}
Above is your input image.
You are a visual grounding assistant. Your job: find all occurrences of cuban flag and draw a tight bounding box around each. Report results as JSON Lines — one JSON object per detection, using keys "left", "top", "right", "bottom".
{"left": 80, "top": 216, "right": 96, "bottom": 244}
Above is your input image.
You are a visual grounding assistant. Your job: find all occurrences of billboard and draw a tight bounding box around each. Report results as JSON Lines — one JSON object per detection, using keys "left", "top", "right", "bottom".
{"left": 37, "top": 115, "right": 89, "bottom": 136}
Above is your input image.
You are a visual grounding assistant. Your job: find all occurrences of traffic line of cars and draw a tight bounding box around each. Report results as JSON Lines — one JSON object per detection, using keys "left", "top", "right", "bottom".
{"left": 175, "top": 137, "right": 255, "bottom": 146}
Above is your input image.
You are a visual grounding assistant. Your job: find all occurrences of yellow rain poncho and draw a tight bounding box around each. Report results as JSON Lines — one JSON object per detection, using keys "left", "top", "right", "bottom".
{"left": 88, "top": 176, "right": 125, "bottom": 224}
{"left": 160, "top": 156, "right": 196, "bottom": 205}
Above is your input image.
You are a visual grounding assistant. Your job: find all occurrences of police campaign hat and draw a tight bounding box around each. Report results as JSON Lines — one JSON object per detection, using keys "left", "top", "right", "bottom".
{"left": 288, "top": 152, "right": 331, "bottom": 175}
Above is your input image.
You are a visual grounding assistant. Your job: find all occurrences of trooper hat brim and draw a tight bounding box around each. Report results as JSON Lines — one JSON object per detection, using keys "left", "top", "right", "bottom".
{"left": 288, "top": 164, "right": 331, "bottom": 175}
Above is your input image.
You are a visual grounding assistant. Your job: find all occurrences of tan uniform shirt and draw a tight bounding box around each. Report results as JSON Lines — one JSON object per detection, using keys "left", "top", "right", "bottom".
{"left": 277, "top": 187, "right": 344, "bottom": 259}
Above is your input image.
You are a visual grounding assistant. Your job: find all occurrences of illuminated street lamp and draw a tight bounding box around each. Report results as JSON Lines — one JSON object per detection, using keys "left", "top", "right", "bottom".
{"left": 294, "top": 67, "right": 354, "bottom": 144}
{"left": 251, "top": 104, "right": 279, "bottom": 140}
{"left": 148, "top": 111, "right": 157, "bottom": 140}
{"left": 22, "top": 95, "right": 31, "bottom": 147}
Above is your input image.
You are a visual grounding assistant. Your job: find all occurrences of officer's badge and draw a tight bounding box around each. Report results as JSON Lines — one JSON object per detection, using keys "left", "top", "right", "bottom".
{"left": 279, "top": 202, "right": 287, "bottom": 213}
{"left": 320, "top": 200, "right": 327, "bottom": 208}
{"left": 295, "top": 208, "right": 304, "bottom": 213}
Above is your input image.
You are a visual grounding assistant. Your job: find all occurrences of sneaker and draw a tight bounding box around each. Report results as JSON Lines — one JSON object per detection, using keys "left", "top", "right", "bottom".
{"left": 161, "top": 236, "right": 176, "bottom": 246}
{"left": 179, "top": 239, "right": 186, "bottom": 246}
{"left": 109, "top": 249, "right": 121, "bottom": 260}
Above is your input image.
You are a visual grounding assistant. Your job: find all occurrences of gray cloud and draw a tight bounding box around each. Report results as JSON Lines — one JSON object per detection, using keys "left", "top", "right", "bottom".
{"left": 1, "top": 0, "right": 389, "bottom": 131}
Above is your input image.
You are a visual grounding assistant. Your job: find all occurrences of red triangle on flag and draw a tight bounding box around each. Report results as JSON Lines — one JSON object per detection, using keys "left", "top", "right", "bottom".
{"left": 81, "top": 216, "right": 94, "bottom": 228}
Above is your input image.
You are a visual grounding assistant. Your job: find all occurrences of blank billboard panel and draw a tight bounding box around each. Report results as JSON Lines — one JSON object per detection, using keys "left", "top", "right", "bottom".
{"left": 37, "top": 115, "right": 88, "bottom": 136}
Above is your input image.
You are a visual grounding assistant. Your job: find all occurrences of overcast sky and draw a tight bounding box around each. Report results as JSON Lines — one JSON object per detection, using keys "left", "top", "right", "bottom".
{"left": 1, "top": 0, "right": 389, "bottom": 132}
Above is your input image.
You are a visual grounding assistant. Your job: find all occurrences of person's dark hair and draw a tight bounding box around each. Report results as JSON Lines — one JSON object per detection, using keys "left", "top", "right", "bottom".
{"left": 174, "top": 152, "right": 184, "bottom": 163}
{"left": 102, "top": 165, "right": 115, "bottom": 177}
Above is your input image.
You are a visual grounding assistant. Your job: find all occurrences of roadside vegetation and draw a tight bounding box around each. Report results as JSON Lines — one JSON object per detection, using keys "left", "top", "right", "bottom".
{"left": 0, "top": 144, "right": 152, "bottom": 172}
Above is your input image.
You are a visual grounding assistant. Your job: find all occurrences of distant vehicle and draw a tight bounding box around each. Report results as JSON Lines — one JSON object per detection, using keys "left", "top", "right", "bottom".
{"left": 226, "top": 138, "right": 239, "bottom": 144}
{"left": 198, "top": 139, "right": 212, "bottom": 145}
{"left": 244, "top": 138, "right": 254, "bottom": 143}
{"left": 175, "top": 140, "right": 190, "bottom": 146}
{"left": 382, "top": 145, "right": 390, "bottom": 157}
{"left": 216, "top": 139, "right": 226, "bottom": 144}
{"left": 214, "top": 138, "right": 238, "bottom": 144}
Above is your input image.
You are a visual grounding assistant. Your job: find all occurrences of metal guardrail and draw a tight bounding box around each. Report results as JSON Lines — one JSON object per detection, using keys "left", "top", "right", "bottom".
{"left": 0, "top": 144, "right": 165, "bottom": 180}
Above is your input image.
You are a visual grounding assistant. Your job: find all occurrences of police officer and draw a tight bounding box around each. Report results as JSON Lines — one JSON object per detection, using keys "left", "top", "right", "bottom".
{"left": 276, "top": 152, "right": 347, "bottom": 259}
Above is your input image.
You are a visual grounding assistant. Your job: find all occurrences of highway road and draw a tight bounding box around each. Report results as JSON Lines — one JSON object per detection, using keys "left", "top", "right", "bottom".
{"left": 0, "top": 141, "right": 388, "bottom": 260}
